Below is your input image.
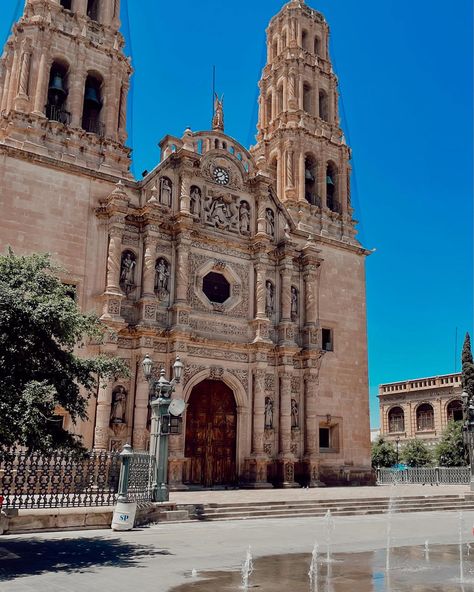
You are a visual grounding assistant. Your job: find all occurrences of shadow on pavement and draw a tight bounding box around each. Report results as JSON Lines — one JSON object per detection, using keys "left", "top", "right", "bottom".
{"left": 0, "top": 536, "right": 172, "bottom": 581}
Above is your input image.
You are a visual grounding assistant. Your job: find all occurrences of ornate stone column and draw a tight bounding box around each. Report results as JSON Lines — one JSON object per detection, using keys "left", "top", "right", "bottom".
{"left": 179, "top": 175, "right": 191, "bottom": 213}
{"left": 117, "top": 82, "right": 128, "bottom": 143}
{"left": 139, "top": 234, "right": 158, "bottom": 324}
{"left": 172, "top": 230, "right": 192, "bottom": 329}
{"left": 285, "top": 149, "right": 296, "bottom": 200}
{"left": 278, "top": 258, "right": 296, "bottom": 346}
{"left": 277, "top": 369, "right": 299, "bottom": 487}
{"left": 69, "top": 67, "right": 86, "bottom": 128}
{"left": 32, "top": 52, "right": 49, "bottom": 116}
{"left": 1, "top": 59, "right": 12, "bottom": 113}
{"left": 303, "top": 374, "right": 324, "bottom": 486}
{"left": 6, "top": 48, "right": 20, "bottom": 113}
{"left": 105, "top": 70, "right": 120, "bottom": 139}
{"left": 302, "top": 251, "right": 322, "bottom": 350}
{"left": 74, "top": 0, "right": 87, "bottom": 16}
{"left": 14, "top": 39, "right": 32, "bottom": 111}
{"left": 252, "top": 260, "right": 272, "bottom": 343}
{"left": 94, "top": 383, "right": 113, "bottom": 450}
{"left": 132, "top": 375, "right": 150, "bottom": 451}
{"left": 101, "top": 225, "right": 125, "bottom": 322}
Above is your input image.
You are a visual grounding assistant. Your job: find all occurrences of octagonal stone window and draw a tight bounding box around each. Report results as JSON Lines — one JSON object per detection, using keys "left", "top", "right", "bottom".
{"left": 202, "top": 272, "right": 230, "bottom": 304}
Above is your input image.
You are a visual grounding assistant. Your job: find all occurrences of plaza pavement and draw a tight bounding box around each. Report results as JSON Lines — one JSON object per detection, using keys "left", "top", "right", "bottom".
{"left": 0, "top": 500, "right": 473, "bottom": 591}
{"left": 170, "top": 483, "right": 470, "bottom": 504}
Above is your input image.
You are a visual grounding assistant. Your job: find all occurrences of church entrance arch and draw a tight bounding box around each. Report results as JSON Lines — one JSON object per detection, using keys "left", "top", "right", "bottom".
{"left": 185, "top": 380, "right": 237, "bottom": 487}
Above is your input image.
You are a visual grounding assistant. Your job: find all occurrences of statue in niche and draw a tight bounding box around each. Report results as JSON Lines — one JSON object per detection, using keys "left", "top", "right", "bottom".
{"left": 210, "top": 196, "right": 230, "bottom": 228}
{"left": 228, "top": 200, "right": 239, "bottom": 228}
{"left": 111, "top": 386, "right": 127, "bottom": 425}
{"left": 154, "top": 258, "right": 170, "bottom": 294}
{"left": 291, "top": 399, "right": 299, "bottom": 429}
{"left": 291, "top": 286, "right": 298, "bottom": 320}
{"left": 265, "top": 396, "right": 274, "bottom": 429}
{"left": 190, "top": 186, "right": 201, "bottom": 215}
{"left": 160, "top": 177, "right": 172, "bottom": 207}
{"left": 239, "top": 201, "right": 251, "bottom": 234}
{"left": 265, "top": 281, "right": 274, "bottom": 316}
{"left": 265, "top": 208, "right": 275, "bottom": 238}
{"left": 120, "top": 251, "right": 136, "bottom": 295}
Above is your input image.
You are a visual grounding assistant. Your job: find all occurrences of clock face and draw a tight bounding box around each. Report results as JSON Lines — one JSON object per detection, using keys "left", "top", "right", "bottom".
{"left": 213, "top": 166, "right": 230, "bottom": 186}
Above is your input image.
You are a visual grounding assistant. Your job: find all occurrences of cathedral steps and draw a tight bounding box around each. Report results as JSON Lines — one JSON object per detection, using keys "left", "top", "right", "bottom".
{"left": 177, "top": 494, "right": 474, "bottom": 522}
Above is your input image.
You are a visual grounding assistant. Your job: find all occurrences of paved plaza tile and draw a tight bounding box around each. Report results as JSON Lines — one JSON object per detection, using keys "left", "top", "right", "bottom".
{"left": 0, "top": 508, "right": 473, "bottom": 591}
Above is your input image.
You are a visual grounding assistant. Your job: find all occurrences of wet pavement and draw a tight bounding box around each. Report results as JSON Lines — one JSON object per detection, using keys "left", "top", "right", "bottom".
{"left": 172, "top": 545, "right": 474, "bottom": 592}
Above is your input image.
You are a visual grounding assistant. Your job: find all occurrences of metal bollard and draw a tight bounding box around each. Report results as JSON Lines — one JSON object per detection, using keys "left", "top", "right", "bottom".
{"left": 111, "top": 444, "right": 137, "bottom": 531}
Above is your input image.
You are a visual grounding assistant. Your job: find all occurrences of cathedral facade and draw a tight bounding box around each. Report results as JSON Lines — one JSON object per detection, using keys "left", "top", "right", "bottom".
{"left": 0, "top": 0, "right": 372, "bottom": 487}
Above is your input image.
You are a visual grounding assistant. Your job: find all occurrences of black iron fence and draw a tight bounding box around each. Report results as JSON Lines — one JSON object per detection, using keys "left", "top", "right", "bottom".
{"left": 0, "top": 450, "right": 121, "bottom": 509}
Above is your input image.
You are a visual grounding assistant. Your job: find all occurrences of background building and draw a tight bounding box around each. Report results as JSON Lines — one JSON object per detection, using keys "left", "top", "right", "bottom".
{"left": 0, "top": 0, "right": 372, "bottom": 487}
{"left": 378, "top": 373, "right": 463, "bottom": 446}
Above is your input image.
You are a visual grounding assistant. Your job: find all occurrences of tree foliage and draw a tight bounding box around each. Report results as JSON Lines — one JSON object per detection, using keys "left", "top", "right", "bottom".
{"left": 435, "top": 420, "right": 467, "bottom": 467}
{"left": 462, "top": 333, "right": 474, "bottom": 403}
{"left": 0, "top": 250, "right": 129, "bottom": 454}
{"left": 401, "top": 439, "right": 433, "bottom": 467}
{"left": 371, "top": 437, "right": 397, "bottom": 468}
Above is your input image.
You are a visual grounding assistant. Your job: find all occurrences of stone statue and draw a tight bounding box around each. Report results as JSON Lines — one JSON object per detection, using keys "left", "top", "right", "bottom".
{"left": 291, "top": 399, "right": 299, "bottom": 428}
{"left": 111, "top": 386, "right": 127, "bottom": 424}
{"left": 239, "top": 201, "right": 251, "bottom": 234}
{"left": 212, "top": 93, "right": 224, "bottom": 131}
{"left": 190, "top": 186, "right": 201, "bottom": 215}
{"left": 265, "top": 208, "right": 275, "bottom": 237}
{"left": 265, "top": 281, "right": 274, "bottom": 316}
{"left": 265, "top": 396, "right": 274, "bottom": 429}
{"left": 120, "top": 251, "right": 136, "bottom": 294}
{"left": 291, "top": 286, "right": 298, "bottom": 319}
{"left": 210, "top": 197, "right": 230, "bottom": 229}
{"left": 160, "top": 177, "right": 172, "bottom": 207}
{"left": 154, "top": 258, "right": 170, "bottom": 293}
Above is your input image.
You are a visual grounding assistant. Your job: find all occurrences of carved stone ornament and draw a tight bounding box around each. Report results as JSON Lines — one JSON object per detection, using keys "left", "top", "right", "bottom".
{"left": 210, "top": 366, "right": 224, "bottom": 380}
{"left": 265, "top": 396, "right": 274, "bottom": 428}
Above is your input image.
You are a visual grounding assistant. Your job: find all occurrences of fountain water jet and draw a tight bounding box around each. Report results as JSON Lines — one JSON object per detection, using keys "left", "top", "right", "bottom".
{"left": 241, "top": 545, "right": 254, "bottom": 590}
{"left": 324, "top": 510, "right": 335, "bottom": 564}
{"left": 308, "top": 542, "right": 319, "bottom": 591}
{"left": 424, "top": 540, "right": 430, "bottom": 563}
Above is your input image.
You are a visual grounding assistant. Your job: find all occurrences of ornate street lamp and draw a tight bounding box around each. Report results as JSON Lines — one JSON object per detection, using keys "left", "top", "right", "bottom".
{"left": 461, "top": 390, "right": 474, "bottom": 491}
{"left": 142, "top": 354, "right": 185, "bottom": 502}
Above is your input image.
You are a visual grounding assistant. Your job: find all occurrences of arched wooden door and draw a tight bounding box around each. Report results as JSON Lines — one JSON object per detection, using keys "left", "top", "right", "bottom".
{"left": 185, "top": 380, "right": 237, "bottom": 487}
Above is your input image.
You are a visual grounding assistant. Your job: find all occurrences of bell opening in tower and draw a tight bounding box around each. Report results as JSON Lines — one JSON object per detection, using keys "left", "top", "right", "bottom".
{"left": 87, "top": 0, "right": 100, "bottom": 22}
{"left": 319, "top": 89, "right": 329, "bottom": 122}
{"left": 305, "top": 156, "right": 318, "bottom": 206}
{"left": 46, "top": 62, "right": 70, "bottom": 125}
{"left": 326, "top": 163, "right": 340, "bottom": 213}
{"left": 60, "top": 0, "right": 72, "bottom": 9}
{"left": 82, "top": 74, "right": 104, "bottom": 136}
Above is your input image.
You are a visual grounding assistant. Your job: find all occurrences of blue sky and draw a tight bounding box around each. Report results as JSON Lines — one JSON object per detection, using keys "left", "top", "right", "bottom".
{"left": 1, "top": 0, "right": 473, "bottom": 427}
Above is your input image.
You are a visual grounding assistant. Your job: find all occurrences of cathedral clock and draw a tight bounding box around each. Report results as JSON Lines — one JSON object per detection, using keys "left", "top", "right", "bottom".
{"left": 213, "top": 166, "right": 230, "bottom": 186}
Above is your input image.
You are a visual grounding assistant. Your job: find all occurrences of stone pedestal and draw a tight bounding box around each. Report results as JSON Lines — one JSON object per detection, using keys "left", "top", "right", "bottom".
{"left": 168, "top": 457, "right": 189, "bottom": 491}
{"left": 276, "top": 457, "right": 300, "bottom": 488}
{"left": 303, "top": 457, "right": 326, "bottom": 487}
{"left": 243, "top": 457, "right": 273, "bottom": 489}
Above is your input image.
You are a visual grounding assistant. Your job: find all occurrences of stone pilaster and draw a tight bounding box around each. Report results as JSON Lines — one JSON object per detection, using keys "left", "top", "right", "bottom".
{"left": 139, "top": 234, "right": 158, "bottom": 324}
{"left": 303, "top": 373, "right": 325, "bottom": 486}
{"left": 301, "top": 245, "right": 322, "bottom": 350}
{"left": 32, "top": 52, "right": 48, "bottom": 116}
{"left": 252, "top": 261, "right": 272, "bottom": 343}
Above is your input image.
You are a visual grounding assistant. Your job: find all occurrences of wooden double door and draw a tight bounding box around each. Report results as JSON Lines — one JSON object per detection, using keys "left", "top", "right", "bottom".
{"left": 185, "top": 380, "right": 237, "bottom": 487}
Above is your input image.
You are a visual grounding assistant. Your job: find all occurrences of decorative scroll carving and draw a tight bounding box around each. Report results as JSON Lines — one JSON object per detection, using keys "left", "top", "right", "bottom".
{"left": 183, "top": 363, "right": 206, "bottom": 387}
{"left": 210, "top": 366, "right": 224, "bottom": 380}
{"left": 228, "top": 368, "right": 249, "bottom": 388}
{"left": 265, "top": 374, "right": 275, "bottom": 391}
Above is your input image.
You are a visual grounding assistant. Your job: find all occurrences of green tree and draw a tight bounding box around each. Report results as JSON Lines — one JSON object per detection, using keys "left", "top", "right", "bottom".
{"left": 371, "top": 437, "right": 397, "bottom": 468}
{"left": 0, "top": 250, "right": 129, "bottom": 455}
{"left": 435, "top": 421, "right": 467, "bottom": 467}
{"left": 462, "top": 333, "right": 474, "bottom": 404}
{"left": 401, "top": 439, "right": 433, "bottom": 467}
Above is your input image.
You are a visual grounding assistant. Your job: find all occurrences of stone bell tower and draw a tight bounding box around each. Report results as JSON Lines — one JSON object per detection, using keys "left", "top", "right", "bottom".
{"left": 0, "top": 0, "right": 132, "bottom": 176}
{"left": 253, "top": 0, "right": 356, "bottom": 243}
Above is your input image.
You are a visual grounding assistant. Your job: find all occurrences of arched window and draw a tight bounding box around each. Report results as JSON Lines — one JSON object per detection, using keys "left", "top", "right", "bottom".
{"left": 266, "top": 93, "right": 272, "bottom": 124}
{"left": 388, "top": 407, "right": 405, "bottom": 433}
{"left": 87, "top": 0, "right": 100, "bottom": 21}
{"left": 46, "top": 61, "right": 70, "bottom": 124}
{"left": 82, "top": 74, "right": 103, "bottom": 135}
{"left": 416, "top": 403, "right": 434, "bottom": 431}
{"left": 60, "top": 0, "right": 72, "bottom": 9}
{"left": 326, "top": 162, "right": 339, "bottom": 212}
{"left": 277, "top": 84, "right": 284, "bottom": 114}
{"left": 447, "top": 400, "right": 463, "bottom": 422}
{"left": 303, "top": 83, "right": 312, "bottom": 114}
{"left": 314, "top": 36, "right": 321, "bottom": 56}
{"left": 302, "top": 29, "right": 309, "bottom": 52}
{"left": 319, "top": 89, "right": 329, "bottom": 121}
